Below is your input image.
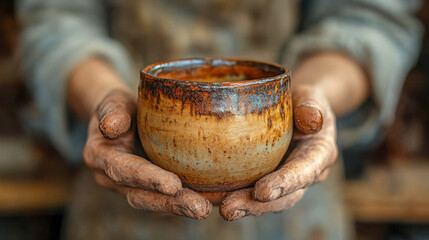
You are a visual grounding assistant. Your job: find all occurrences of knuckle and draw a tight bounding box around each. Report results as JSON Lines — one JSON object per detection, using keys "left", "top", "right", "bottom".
{"left": 299, "top": 162, "right": 321, "bottom": 186}
{"left": 313, "top": 137, "right": 338, "bottom": 166}
{"left": 126, "top": 190, "right": 142, "bottom": 209}
{"left": 287, "top": 196, "right": 301, "bottom": 209}
{"left": 332, "top": 145, "right": 339, "bottom": 163}
{"left": 316, "top": 172, "right": 328, "bottom": 183}
{"left": 126, "top": 194, "right": 136, "bottom": 209}
{"left": 104, "top": 153, "right": 130, "bottom": 186}
{"left": 83, "top": 144, "right": 96, "bottom": 169}
{"left": 105, "top": 163, "right": 122, "bottom": 185}
{"left": 311, "top": 168, "right": 322, "bottom": 184}
{"left": 327, "top": 140, "right": 339, "bottom": 165}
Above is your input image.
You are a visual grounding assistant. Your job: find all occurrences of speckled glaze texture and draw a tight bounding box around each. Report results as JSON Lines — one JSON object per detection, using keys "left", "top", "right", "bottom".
{"left": 138, "top": 58, "right": 292, "bottom": 192}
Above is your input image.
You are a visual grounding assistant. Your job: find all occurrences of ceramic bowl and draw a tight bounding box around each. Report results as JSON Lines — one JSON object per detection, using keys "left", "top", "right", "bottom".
{"left": 138, "top": 58, "right": 292, "bottom": 192}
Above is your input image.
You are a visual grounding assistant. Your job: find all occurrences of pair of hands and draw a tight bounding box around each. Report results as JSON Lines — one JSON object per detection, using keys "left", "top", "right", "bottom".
{"left": 83, "top": 84, "right": 338, "bottom": 221}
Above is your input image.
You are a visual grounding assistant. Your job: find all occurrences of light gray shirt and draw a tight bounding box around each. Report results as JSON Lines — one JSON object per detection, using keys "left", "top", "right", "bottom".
{"left": 17, "top": 0, "right": 422, "bottom": 162}
{"left": 16, "top": 1, "right": 423, "bottom": 239}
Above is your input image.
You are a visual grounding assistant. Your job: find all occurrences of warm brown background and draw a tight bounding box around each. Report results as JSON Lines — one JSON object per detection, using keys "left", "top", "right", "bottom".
{"left": 0, "top": 0, "right": 428, "bottom": 239}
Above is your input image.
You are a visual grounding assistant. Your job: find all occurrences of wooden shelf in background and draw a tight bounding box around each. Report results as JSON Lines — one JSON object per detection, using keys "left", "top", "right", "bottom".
{"left": 345, "top": 160, "right": 429, "bottom": 223}
{"left": 0, "top": 179, "right": 70, "bottom": 213}
{"left": 0, "top": 137, "right": 73, "bottom": 214}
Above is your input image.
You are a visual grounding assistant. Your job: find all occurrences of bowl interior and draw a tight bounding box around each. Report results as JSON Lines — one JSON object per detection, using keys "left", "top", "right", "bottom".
{"left": 145, "top": 58, "right": 286, "bottom": 83}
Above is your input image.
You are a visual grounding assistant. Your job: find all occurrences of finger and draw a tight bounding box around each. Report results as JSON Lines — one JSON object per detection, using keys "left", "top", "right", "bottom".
{"left": 94, "top": 173, "right": 212, "bottom": 220}
{"left": 253, "top": 106, "right": 337, "bottom": 202}
{"left": 220, "top": 188, "right": 306, "bottom": 221}
{"left": 293, "top": 86, "right": 327, "bottom": 134}
{"left": 87, "top": 149, "right": 183, "bottom": 195}
{"left": 84, "top": 118, "right": 182, "bottom": 196}
{"left": 94, "top": 171, "right": 122, "bottom": 190}
{"left": 314, "top": 168, "right": 330, "bottom": 183}
{"left": 128, "top": 188, "right": 212, "bottom": 220}
{"left": 97, "top": 89, "right": 136, "bottom": 139}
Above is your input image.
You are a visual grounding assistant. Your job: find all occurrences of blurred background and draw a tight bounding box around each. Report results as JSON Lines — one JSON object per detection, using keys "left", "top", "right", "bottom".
{"left": 1, "top": 1, "right": 429, "bottom": 239}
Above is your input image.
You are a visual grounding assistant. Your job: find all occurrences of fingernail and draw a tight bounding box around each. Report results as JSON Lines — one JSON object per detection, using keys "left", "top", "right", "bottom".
{"left": 228, "top": 210, "right": 246, "bottom": 221}
{"left": 268, "top": 187, "right": 282, "bottom": 200}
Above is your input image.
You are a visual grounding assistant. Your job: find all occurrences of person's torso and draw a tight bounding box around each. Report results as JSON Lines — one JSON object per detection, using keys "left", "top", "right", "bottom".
{"left": 109, "top": 0, "right": 299, "bottom": 75}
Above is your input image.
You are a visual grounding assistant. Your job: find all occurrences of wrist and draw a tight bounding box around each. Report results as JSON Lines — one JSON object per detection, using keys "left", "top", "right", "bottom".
{"left": 293, "top": 52, "right": 369, "bottom": 116}
{"left": 67, "top": 57, "right": 133, "bottom": 121}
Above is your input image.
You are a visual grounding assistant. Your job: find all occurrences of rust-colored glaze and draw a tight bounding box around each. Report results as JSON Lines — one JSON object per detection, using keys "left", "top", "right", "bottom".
{"left": 138, "top": 58, "right": 293, "bottom": 192}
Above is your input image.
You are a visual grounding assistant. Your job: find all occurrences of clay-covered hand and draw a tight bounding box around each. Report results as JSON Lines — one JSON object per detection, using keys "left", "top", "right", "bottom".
{"left": 83, "top": 89, "right": 212, "bottom": 219}
{"left": 219, "top": 85, "right": 338, "bottom": 221}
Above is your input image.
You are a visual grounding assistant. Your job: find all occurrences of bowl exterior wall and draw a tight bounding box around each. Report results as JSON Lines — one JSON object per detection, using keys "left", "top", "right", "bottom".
{"left": 138, "top": 64, "right": 292, "bottom": 191}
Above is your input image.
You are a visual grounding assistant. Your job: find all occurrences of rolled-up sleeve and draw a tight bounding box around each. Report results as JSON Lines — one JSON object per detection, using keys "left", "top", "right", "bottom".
{"left": 17, "top": 0, "right": 133, "bottom": 162}
{"left": 282, "top": 0, "right": 423, "bottom": 149}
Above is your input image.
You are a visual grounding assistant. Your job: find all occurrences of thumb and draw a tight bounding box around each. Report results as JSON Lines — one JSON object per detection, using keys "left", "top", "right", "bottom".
{"left": 96, "top": 89, "right": 136, "bottom": 139}
{"left": 293, "top": 85, "right": 327, "bottom": 134}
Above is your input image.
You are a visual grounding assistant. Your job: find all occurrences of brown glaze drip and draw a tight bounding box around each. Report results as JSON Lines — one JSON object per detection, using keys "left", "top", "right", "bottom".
{"left": 140, "top": 59, "right": 290, "bottom": 119}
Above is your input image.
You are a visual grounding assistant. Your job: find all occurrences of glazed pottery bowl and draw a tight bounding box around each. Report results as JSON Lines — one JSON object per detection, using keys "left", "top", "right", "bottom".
{"left": 138, "top": 58, "right": 292, "bottom": 192}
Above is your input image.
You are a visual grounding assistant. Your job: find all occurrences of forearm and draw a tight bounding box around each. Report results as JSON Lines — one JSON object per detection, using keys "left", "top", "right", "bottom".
{"left": 293, "top": 52, "right": 369, "bottom": 116}
{"left": 67, "top": 57, "right": 133, "bottom": 121}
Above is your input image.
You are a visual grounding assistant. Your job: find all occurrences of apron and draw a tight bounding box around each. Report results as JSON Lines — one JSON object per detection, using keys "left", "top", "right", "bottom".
{"left": 111, "top": 0, "right": 297, "bottom": 87}
{"left": 64, "top": 1, "right": 352, "bottom": 239}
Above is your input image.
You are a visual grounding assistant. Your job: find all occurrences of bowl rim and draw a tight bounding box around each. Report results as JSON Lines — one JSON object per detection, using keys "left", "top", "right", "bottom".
{"left": 140, "top": 57, "right": 291, "bottom": 88}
